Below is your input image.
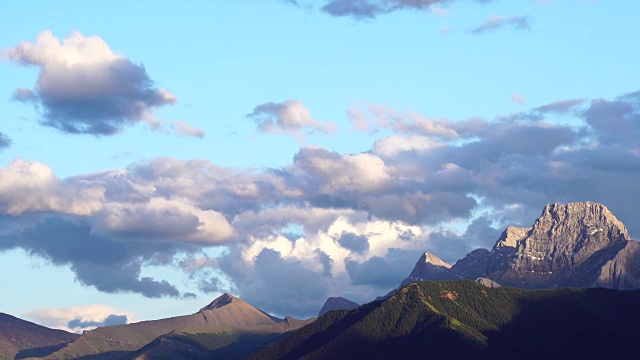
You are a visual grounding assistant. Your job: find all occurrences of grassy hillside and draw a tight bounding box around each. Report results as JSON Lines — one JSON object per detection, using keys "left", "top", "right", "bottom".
{"left": 0, "top": 313, "right": 79, "bottom": 360}
{"left": 42, "top": 294, "right": 313, "bottom": 360}
{"left": 125, "top": 322, "right": 313, "bottom": 360}
{"left": 251, "top": 280, "right": 640, "bottom": 359}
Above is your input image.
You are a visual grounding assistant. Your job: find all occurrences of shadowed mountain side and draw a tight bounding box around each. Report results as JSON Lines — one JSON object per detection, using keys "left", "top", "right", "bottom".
{"left": 43, "top": 293, "right": 311, "bottom": 360}
{"left": 250, "top": 281, "right": 640, "bottom": 360}
{"left": 318, "top": 297, "right": 359, "bottom": 317}
{"left": 0, "top": 313, "right": 79, "bottom": 360}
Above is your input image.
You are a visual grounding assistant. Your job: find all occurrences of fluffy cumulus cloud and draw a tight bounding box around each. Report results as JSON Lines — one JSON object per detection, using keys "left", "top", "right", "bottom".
{"left": 248, "top": 99, "right": 337, "bottom": 136}
{"left": 2, "top": 30, "right": 203, "bottom": 137}
{"left": 25, "top": 304, "right": 134, "bottom": 333}
{"left": 0, "top": 158, "right": 104, "bottom": 216}
{"left": 1, "top": 89, "right": 640, "bottom": 317}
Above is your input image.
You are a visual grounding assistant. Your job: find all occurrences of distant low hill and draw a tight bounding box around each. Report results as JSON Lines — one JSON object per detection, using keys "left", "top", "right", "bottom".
{"left": 250, "top": 280, "right": 640, "bottom": 359}
{"left": 43, "top": 293, "right": 313, "bottom": 360}
{"left": 0, "top": 313, "right": 78, "bottom": 360}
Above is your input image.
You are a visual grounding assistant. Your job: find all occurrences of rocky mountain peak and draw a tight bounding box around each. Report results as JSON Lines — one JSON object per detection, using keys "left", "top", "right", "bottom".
{"left": 494, "top": 226, "right": 530, "bottom": 249}
{"left": 402, "top": 251, "right": 455, "bottom": 286}
{"left": 395, "top": 202, "right": 640, "bottom": 293}
{"left": 535, "top": 202, "right": 629, "bottom": 241}
{"left": 199, "top": 293, "right": 240, "bottom": 312}
{"left": 318, "top": 297, "right": 359, "bottom": 317}
{"left": 420, "top": 251, "right": 452, "bottom": 268}
{"left": 516, "top": 202, "right": 631, "bottom": 271}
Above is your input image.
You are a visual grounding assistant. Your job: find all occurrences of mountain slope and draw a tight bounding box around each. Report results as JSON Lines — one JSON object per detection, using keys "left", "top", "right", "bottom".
{"left": 250, "top": 280, "right": 640, "bottom": 359}
{"left": 318, "top": 297, "right": 359, "bottom": 317}
{"left": 125, "top": 317, "right": 314, "bottom": 360}
{"left": 45, "top": 293, "right": 311, "bottom": 360}
{"left": 403, "top": 202, "right": 640, "bottom": 290}
{"left": 0, "top": 313, "right": 79, "bottom": 360}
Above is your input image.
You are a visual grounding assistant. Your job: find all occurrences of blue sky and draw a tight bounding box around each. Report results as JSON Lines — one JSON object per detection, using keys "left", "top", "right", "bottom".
{"left": 1, "top": 0, "right": 639, "bottom": 332}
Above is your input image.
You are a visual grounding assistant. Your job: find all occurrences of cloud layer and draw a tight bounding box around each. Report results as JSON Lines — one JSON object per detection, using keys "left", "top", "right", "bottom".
{"left": 2, "top": 31, "right": 202, "bottom": 137}
{"left": 1, "top": 89, "right": 639, "bottom": 317}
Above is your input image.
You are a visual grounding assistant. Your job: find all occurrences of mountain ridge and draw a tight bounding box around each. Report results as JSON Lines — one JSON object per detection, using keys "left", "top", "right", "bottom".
{"left": 400, "top": 202, "right": 640, "bottom": 291}
{"left": 0, "top": 312, "right": 79, "bottom": 360}
{"left": 250, "top": 280, "right": 640, "bottom": 359}
{"left": 43, "top": 292, "right": 312, "bottom": 360}
{"left": 318, "top": 297, "right": 359, "bottom": 317}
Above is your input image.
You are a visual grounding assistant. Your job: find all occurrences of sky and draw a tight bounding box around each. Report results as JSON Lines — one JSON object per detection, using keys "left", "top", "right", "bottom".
{"left": 0, "top": 0, "right": 639, "bottom": 333}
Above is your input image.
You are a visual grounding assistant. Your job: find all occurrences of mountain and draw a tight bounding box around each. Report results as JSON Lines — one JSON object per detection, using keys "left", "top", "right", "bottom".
{"left": 401, "top": 202, "right": 640, "bottom": 290}
{"left": 318, "top": 297, "right": 359, "bottom": 317}
{"left": 0, "top": 312, "right": 78, "bottom": 360}
{"left": 250, "top": 280, "right": 640, "bottom": 359}
{"left": 43, "top": 293, "right": 313, "bottom": 360}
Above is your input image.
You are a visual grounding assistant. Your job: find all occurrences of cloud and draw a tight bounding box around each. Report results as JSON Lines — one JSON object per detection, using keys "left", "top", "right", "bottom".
{"left": 2, "top": 30, "right": 200, "bottom": 137}
{"left": 68, "top": 314, "right": 128, "bottom": 330}
{"left": 228, "top": 248, "right": 332, "bottom": 316}
{"left": 345, "top": 248, "right": 422, "bottom": 289}
{"left": 533, "top": 99, "right": 586, "bottom": 114}
{"left": 293, "top": 146, "right": 390, "bottom": 193}
{"left": 337, "top": 232, "right": 370, "bottom": 254}
{"left": 320, "top": 0, "right": 492, "bottom": 19}
{"left": 0, "top": 218, "right": 183, "bottom": 298}
{"left": 248, "top": 99, "right": 337, "bottom": 136}
{"left": 322, "top": 0, "right": 384, "bottom": 18}
{"left": 426, "top": 216, "right": 502, "bottom": 263}
{"left": 349, "top": 103, "right": 485, "bottom": 139}
{"left": 0, "top": 158, "right": 104, "bottom": 216}
{"left": 171, "top": 121, "right": 205, "bottom": 138}
{"left": 471, "top": 15, "right": 531, "bottom": 34}
{"left": 0, "top": 133, "right": 11, "bottom": 149}
{"left": 2, "top": 89, "right": 640, "bottom": 316}
{"left": 511, "top": 93, "right": 527, "bottom": 104}
{"left": 93, "top": 198, "right": 234, "bottom": 243}
{"left": 25, "top": 305, "right": 134, "bottom": 333}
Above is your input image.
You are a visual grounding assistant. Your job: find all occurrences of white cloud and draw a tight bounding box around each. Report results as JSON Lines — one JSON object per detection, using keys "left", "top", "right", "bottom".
{"left": 3, "top": 30, "right": 200, "bottom": 137}
{"left": 93, "top": 198, "right": 234, "bottom": 243}
{"left": 372, "top": 135, "right": 443, "bottom": 157}
{"left": 25, "top": 304, "right": 134, "bottom": 333}
{"left": 248, "top": 99, "right": 337, "bottom": 136}
{"left": 293, "top": 146, "right": 390, "bottom": 193}
{"left": 0, "top": 158, "right": 104, "bottom": 216}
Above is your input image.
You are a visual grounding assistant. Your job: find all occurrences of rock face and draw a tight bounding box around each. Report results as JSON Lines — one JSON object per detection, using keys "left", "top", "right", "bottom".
{"left": 402, "top": 252, "right": 453, "bottom": 286}
{"left": 475, "top": 277, "right": 500, "bottom": 288}
{"left": 318, "top": 297, "right": 359, "bottom": 317}
{"left": 402, "top": 202, "right": 640, "bottom": 290}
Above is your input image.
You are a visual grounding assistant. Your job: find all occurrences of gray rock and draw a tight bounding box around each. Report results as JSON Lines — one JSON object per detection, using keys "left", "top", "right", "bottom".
{"left": 475, "top": 277, "right": 501, "bottom": 288}
{"left": 398, "top": 202, "right": 640, "bottom": 291}
{"left": 318, "top": 297, "right": 359, "bottom": 317}
{"left": 400, "top": 251, "right": 456, "bottom": 287}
